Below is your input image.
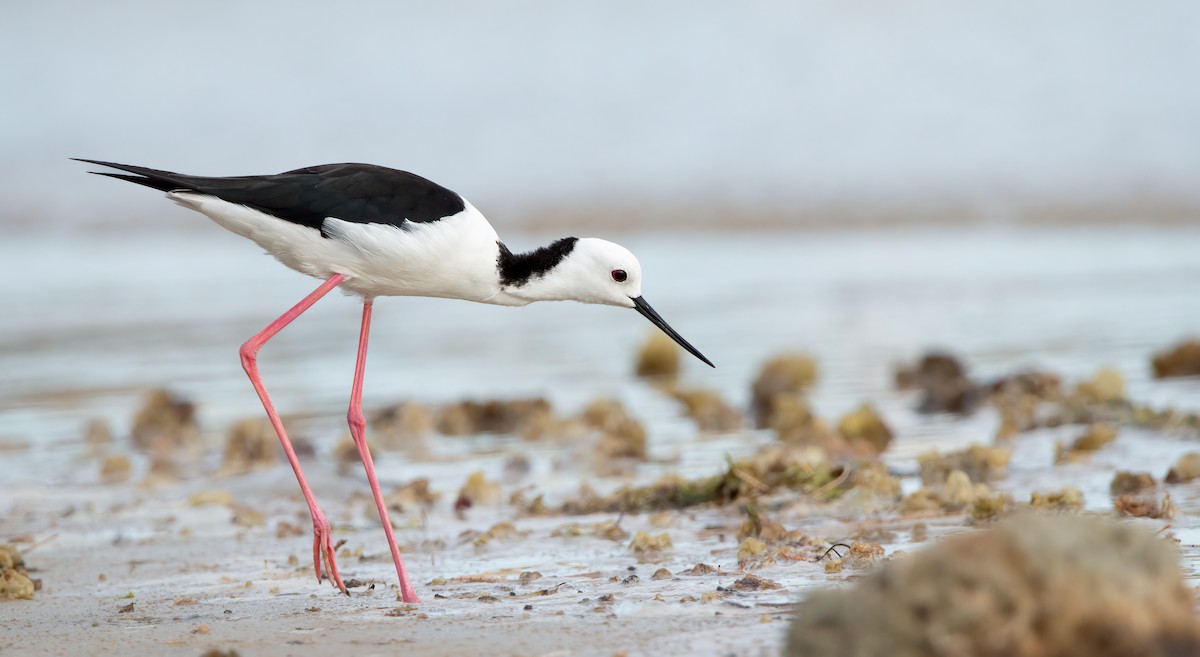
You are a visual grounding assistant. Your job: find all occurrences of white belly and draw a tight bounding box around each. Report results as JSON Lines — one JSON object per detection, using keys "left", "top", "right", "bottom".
{"left": 168, "top": 192, "right": 506, "bottom": 301}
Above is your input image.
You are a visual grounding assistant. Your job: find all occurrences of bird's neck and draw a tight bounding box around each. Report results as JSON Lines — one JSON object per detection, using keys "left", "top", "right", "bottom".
{"left": 495, "top": 237, "right": 579, "bottom": 289}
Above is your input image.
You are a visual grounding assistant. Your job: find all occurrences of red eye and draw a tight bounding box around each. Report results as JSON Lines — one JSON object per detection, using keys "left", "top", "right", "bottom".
{"left": 611, "top": 269, "right": 627, "bottom": 283}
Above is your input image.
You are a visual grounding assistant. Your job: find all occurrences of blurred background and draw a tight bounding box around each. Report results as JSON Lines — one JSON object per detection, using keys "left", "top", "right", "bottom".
{"left": 2, "top": 0, "right": 1199, "bottom": 479}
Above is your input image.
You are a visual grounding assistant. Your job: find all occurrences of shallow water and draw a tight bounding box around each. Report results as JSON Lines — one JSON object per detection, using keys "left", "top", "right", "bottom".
{"left": 3, "top": 225, "right": 1200, "bottom": 655}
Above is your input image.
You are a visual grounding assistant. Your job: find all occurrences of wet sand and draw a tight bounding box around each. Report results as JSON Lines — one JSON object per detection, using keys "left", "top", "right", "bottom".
{"left": 4, "top": 227, "right": 1200, "bottom": 655}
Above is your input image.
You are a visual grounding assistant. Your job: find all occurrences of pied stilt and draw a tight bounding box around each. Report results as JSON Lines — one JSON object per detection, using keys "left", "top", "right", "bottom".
{"left": 75, "top": 159, "right": 712, "bottom": 603}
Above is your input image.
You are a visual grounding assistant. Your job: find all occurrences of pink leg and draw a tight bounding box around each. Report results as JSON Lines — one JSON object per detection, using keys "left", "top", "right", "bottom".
{"left": 347, "top": 298, "right": 421, "bottom": 603}
{"left": 240, "top": 273, "right": 348, "bottom": 594}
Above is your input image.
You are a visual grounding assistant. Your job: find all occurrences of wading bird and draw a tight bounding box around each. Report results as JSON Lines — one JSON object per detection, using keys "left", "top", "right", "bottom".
{"left": 75, "top": 159, "right": 713, "bottom": 603}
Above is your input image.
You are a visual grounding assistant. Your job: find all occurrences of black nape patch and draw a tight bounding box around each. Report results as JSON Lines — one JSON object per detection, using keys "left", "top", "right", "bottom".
{"left": 497, "top": 237, "right": 579, "bottom": 286}
{"left": 75, "top": 159, "right": 465, "bottom": 236}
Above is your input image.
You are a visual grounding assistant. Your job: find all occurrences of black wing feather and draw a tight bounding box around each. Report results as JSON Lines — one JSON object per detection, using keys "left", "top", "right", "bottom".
{"left": 74, "top": 158, "right": 466, "bottom": 235}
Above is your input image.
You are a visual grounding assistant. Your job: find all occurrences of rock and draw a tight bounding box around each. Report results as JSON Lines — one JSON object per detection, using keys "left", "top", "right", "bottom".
{"left": 1151, "top": 339, "right": 1200, "bottom": 379}
{"left": 1165, "top": 452, "right": 1200, "bottom": 484}
{"left": 634, "top": 331, "right": 681, "bottom": 380}
{"left": 786, "top": 515, "right": 1200, "bottom": 657}
{"left": 751, "top": 354, "right": 818, "bottom": 428}
{"left": 836, "top": 403, "right": 893, "bottom": 453}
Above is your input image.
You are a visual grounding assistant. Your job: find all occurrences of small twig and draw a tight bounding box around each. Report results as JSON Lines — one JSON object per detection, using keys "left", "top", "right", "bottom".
{"left": 816, "top": 543, "right": 852, "bottom": 562}
{"left": 810, "top": 466, "right": 851, "bottom": 498}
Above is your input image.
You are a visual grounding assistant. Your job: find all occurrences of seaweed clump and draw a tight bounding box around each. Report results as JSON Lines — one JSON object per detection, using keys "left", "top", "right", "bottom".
{"left": 1152, "top": 339, "right": 1200, "bottom": 379}
{"left": 0, "top": 544, "right": 36, "bottom": 600}
{"left": 751, "top": 353, "right": 818, "bottom": 428}
{"left": 787, "top": 514, "right": 1200, "bottom": 657}
{"left": 634, "top": 331, "right": 681, "bottom": 380}
{"left": 560, "top": 445, "right": 837, "bottom": 514}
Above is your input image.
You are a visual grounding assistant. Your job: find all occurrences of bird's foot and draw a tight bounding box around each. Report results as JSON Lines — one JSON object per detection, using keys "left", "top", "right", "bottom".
{"left": 312, "top": 514, "right": 348, "bottom": 595}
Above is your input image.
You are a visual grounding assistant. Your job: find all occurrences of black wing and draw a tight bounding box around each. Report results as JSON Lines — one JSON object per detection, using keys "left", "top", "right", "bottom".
{"left": 74, "top": 159, "right": 466, "bottom": 235}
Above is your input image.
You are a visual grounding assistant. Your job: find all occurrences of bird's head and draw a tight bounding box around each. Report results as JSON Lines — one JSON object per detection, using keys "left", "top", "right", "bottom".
{"left": 512, "top": 238, "right": 713, "bottom": 367}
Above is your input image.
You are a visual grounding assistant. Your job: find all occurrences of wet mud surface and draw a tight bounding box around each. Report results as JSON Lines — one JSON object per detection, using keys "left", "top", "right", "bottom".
{"left": 4, "top": 227, "right": 1200, "bottom": 656}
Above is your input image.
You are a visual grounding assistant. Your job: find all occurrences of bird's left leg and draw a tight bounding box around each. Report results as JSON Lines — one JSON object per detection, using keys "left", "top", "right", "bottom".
{"left": 346, "top": 297, "right": 421, "bottom": 603}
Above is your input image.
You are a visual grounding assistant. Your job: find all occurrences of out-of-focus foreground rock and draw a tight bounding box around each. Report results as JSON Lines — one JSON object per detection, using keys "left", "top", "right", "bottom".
{"left": 787, "top": 514, "right": 1200, "bottom": 657}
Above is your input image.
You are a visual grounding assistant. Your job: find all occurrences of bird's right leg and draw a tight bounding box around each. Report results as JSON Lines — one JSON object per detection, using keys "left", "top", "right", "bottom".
{"left": 239, "top": 273, "right": 348, "bottom": 593}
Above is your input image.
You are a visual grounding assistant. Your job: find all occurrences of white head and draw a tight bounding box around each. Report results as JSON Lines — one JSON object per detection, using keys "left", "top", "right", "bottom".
{"left": 501, "top": 237, "right": 713, "bottom": 367}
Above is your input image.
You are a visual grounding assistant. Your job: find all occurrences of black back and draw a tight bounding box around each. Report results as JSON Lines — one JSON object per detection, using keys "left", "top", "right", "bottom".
{"left": 75, "top": 159, "right": 466, "bottom": 236}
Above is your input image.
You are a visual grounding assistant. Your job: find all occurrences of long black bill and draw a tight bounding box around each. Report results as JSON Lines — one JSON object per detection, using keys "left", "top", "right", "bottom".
{"left": 631, "top": 296, "right": 714, "bottom": 368}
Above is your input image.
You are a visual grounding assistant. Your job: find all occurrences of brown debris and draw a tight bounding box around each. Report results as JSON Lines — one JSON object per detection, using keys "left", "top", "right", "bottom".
{"left": 218, "top": 418, "right": 277, "bottom": 476}
{"left": 369, "top": 401, "right": 434, "bottom": 448}
{"left": 668, "top": 388, "right": 742, "bottom": 432}
{"left": 455, "top": 471, "right": 502, "bottom": 509}
{"left": 787, "top": 514, "right": 1200, "bottom": 657}
{"left": 130, "top": 388, "right": 200, "bottom": 452}
{"left": 332, "top": 435, "right": 374, "bottom": 475}
{"left": 900, "top": 470, "right": 992, "bottom": 514}
{"left": 918, "top": 444, "right": 1010, "bottom": 485}
{"left": 1111, "top": 471, "right": 1157, "bottom": 496}
{"left": 895, "top": 352, "right": 982, "bottom": 415}
{"left": 836, "top": 403, "right": 893, "bottom": 453}
{"left": 628, "top": 531, "right": 672, "bottom": 562}
{"left": 436, "top": 398, "right": 553, "bottom": 438}
{"left": 730, "top": 573, "right": 781, "bottom": 592}
{"left": 846, "top": 463, "right": 902, "bottom": 499}
{"left": 583, "top": 399, "right": 648, "bottom": 461}
{"left": 1029, "top": 488, "right": 1084, "bottom": 513}
{"left": 84, "top": 418, "right": 114, "bottom": 447}
{"left": 771, "top": 396, "right": 844, "bottom": 453}
{"left": 1152, "top": 339, "right": 1200, "bottom": 379}
{"left": 199, "top": 650, "right": 242, "bottom": 657}
{"left": 825, "top": 542, "right": 885, "bottom": 574}
{"left": 635, "top": 331, "right": 681, "bottom": 380}
{"left": 1074, "top": 367, "right": 1126, "bottom": 403}
{"left": 0, "top": 544, "right": 35, "bottom": 601}
{"left": 736, "top": 507, "right": 792, "bottom": 544}
{"left": 466, "top": 521, "right": 527, "bottom": 547}
{"left": 679, "top": 563, "right": 717, "bottom": 576}
{"left": 751, "top": 353, "right": 818, "bottom": 428}
{"left": 1115, "top": 493, "right": 1177, "bottom": 520}
{"left": 385, "top": 478, "right": 441, "bottom": 514}
{"left": 1164, "top": 452, "right": 1200, "bottom": 484}
{"left": 1056, "top": 423, "right": 1117, "bottom": 463}
{"left": 970, "top": 492, "right": 1014, "bottom": 523}
{"left": 567, "top": 444, "right": 835, "bottom": 514}
{"left": 595, "top": 418, "right": 647, "bottom": 461}
{"left": 99, "top": 454, "right": 132, "bottom": 484}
